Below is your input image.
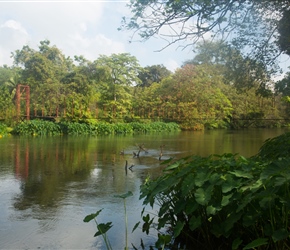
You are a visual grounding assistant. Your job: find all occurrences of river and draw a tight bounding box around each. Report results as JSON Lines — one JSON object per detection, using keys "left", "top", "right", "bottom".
{"left": 0, "top": 128, "right": 288, "bottom": 249}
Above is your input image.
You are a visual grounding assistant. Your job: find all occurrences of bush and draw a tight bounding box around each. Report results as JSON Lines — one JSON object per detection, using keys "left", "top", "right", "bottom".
{"left": 0, "top": 122, "right": 9, "bottom": 136}
{"left": 11, "top": 120, "right": 180, "bottom": 136}
{"left": 139, "top": 137, "right": 290, "bottom": 249}
{"left": 12, "top": 120, "right": 61, "bottom": 136}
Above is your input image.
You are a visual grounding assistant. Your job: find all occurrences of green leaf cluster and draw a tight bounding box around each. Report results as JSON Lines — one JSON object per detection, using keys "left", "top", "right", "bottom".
{"left": 139, "top": 133, "right": 290, "bottom": 249}
{"left": 12, "top": 120, "right": 61, "bottom": 136}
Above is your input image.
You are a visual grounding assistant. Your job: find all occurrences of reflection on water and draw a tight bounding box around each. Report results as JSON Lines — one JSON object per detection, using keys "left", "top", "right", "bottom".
{"left": 0, "top": 129, "right": 289, "bottom": 249}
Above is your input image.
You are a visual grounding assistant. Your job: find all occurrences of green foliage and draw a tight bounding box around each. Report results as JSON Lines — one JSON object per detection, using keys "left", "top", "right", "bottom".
{"left": 113, "top": 123, "right": 133, "bottom": 134}
{"left": 257, "top": 132, "right": 290, "bottom": 160}
{"left": 11, "top": 120, "right": 179, "bottom": 136}
{"left": 137, "top": 64, "right": 171, "bottom": 87}
{"left": 12, "top": 120, "right": 61, "bottom": 136}
{"left": 0, "top": 122, "right": 9, "bottom": 136}
{"left": 2, "top": 40, "right": 288, "bottom": 128}
{"left": 58, "top": 121, "right": 97, "bottom": 135}
{"left": 139, "top": 145, "right": 290, "bottom": 249}
{"left": 84, "top": 191, "right": 133, "bottom": 250}
{"left": 83, "top": 209, "right": 113, "bottom": 250}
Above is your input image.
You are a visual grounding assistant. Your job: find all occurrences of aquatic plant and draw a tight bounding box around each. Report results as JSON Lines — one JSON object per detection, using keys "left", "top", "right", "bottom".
{"left": 138, "top": 147, "right": 290, "bottom": 249}
{"left": 12, "top": 120, "right": 61, "bottom": 135}
{"left": 11, "top": 120, "right": 180, "bottom": 136}
{"left": 84, "top": 191, "right": 133, "bottom": 250}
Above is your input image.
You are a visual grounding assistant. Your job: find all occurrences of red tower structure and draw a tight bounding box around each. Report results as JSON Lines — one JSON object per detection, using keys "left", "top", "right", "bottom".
{"left": 16, "top": 84, "right": 30, "bottom": 121}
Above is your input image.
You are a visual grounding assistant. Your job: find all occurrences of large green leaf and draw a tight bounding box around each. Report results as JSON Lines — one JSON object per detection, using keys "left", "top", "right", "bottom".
{"left": 194, "top": 170, "right": 210, "bottom": 187}
{"left": 181, "top": 172, "right": 195, "bottom": 196}
{"left": 221, "top": 193, "right": 233, "bottom": 207}
{"left": 222, "top": 211, "right": 243, "bottom": 234}
{"left": 243, "top": 238, "right": 268, "bottom": 249}
{"left": 83, "top": 209, "right": 103, "bottom": 222}
{"left": 232, "top": 237, "right": 243, "bottom": 250}
{"left": 228, "top": 170, "right": 253, "bottom": 179}
{"left": 173, "top": 221, "right": 185, "bottom": 238}
{"left": 194, "top": 185, "right": 213, "bottom": 205}
{"left": 94, "top": 222, "right": 113, "bottom": 237}
{"left": 221, "top": 175, "right": 239, "bottom": 193}
{"left": 272, "top": 228, "right": 290, "bottom": 241}
{"left": 189, "top": 215, "right": 202, "bottom": 231}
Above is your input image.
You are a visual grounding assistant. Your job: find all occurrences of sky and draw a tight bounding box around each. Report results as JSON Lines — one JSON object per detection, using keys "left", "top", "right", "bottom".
{"left": 0, "top": 0, "right": 195, "bottom": 72}
{"left": 0, "top": 0, "right": 289, "bottom": 77}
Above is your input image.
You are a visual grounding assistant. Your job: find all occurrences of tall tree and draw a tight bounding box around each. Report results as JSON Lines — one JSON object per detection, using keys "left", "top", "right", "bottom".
{"left": 11, "top": 40, "right": 72, "bottom": 117}
{"left": 184, "top": 41, "right": 272, "bottom": 95}
{"left": 96, "top": 53, "right": 142, "bottom": 101}
{"left": 138, "top": 64, "right": 171, "bottom": 87}
{"left": 121, "top": 0, "right": 290, "bottom": 73}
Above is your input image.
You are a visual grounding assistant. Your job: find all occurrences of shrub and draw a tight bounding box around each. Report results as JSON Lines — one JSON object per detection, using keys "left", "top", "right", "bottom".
{"left": 113, "top": 123, "right": 133, "bottom": 134}
{"left": 139, "top": 151, "right": 290, "bottom": 249}
{"left": 12, "top": 120, "right": 61, "bottom": 136}
{"left": 0, "top": 122, "right": 9, "bottom": 136}
{"left": 11, "top": 120, "right": 180, "bottom": 136}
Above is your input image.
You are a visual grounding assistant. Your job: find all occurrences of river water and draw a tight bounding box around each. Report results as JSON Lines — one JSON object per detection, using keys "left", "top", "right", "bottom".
{"left": 0, "top": 128, "right": 289, "bottom": 249}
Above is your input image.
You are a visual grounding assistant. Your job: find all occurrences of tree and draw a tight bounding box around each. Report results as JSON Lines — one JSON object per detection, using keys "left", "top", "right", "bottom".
{"left": 96, "top": 53, "right": 142, "bottom": 101}
{"left": 137, "top": 64, "right": 232, "bottom": 129}
{"left": 11, "top": 40, "right": 73, "bottom": 117}
{"left": 138, "top": 64, "right": 171, "bottom": 87}
{"left": 184, "top": 41, "right": 272, "bottom": 96}
{"left": 95, "top": 53, "right": 142, "bottom": 120}
{"left": 0, "top": 66, "right": 21, "bottom": 96}
{"left": 121, "top": 0, "right": 289, "bottom": 73}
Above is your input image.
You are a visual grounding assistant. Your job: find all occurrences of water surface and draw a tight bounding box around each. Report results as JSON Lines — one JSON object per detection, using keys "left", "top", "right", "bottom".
{"left": 0, "top": 128, "right": 288, "bottom": 249}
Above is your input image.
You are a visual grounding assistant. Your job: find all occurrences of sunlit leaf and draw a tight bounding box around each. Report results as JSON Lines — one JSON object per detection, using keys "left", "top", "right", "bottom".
{"left": 206, "top": 205, "right": 220, "bottom": 215}
{"left": 221, "top": 193, "right": 233, "bottom": 207}
{"left": 164, "top": 160, "right": 182, "bottom": 171}
{"left": 194, "top": 186, "right": 213, "bottom": 205}
{"left": 228, "top": 170, "right": 253, "bottom": 179}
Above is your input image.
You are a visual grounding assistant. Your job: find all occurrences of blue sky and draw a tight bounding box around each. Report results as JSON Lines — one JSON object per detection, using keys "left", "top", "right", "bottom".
{"left": 0, "top": 0, "right": 194, "bottom": 72}
{"left": 0, "top": 0, "right": 289, "bottom": 78}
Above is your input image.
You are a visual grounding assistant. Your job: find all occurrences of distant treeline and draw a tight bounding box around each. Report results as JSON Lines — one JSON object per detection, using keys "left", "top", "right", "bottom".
{"left": 1, "top": 40, "right": 290, "bottom": 130}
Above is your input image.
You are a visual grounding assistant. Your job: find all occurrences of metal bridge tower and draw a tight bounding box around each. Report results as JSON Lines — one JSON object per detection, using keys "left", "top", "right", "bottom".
{"left": 16, "top": 84, "right": 30, "bottom": 121}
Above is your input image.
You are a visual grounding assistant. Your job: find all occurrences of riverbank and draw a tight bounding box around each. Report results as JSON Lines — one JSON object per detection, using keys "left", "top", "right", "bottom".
{"left": 0, "top": 120, "right": 180, "bottom": 136}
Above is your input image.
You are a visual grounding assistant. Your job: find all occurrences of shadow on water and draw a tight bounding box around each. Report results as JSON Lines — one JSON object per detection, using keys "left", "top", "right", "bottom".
{"left": 0, "top": 128, "right": 289, "bottom": 249}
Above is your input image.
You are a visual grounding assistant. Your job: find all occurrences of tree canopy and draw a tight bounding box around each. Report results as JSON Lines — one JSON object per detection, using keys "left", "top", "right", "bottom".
{"left": 0, "top": 40, "right": 288, "bottom": 129}
{"left": 121, "top": 0, "right": 290, "bottom": 72}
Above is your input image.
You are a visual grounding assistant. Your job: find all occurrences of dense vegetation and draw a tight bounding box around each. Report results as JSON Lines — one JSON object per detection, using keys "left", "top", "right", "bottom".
{"left": 8, "top": 120, "right": 179, "bottom": 136}
{"left": 137, "top": 133, "right": 290, "bottom": 249}
{"left": 0, "top": 40, "right": 290, "bottom": 131}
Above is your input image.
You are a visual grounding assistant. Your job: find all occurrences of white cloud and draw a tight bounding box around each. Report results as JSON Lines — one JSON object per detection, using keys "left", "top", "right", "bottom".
{"left": 0, "top": 19, "right": 30, "bottom": 65}
{"left": 0, "top": 1, "right": 194, "bottom": 69}
{"left": 65, "top": 32, "right": 125, "bottom": 60}
{"left": 164, "top": 59, "right": 180, "bottom": 72}
{"left": 1, "top": 20, "right": 28, "bottom": 35}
